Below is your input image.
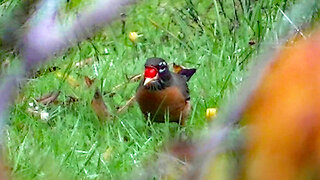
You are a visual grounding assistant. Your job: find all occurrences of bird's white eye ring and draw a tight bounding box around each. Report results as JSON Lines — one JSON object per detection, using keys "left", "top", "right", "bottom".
{"left": 159, "top": 61, "right": 166, "bottom": 66}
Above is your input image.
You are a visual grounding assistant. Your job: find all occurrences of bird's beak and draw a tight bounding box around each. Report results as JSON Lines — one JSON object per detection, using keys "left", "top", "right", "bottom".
{"left": 143, "top": 77, "right": 156, "bottom": 86}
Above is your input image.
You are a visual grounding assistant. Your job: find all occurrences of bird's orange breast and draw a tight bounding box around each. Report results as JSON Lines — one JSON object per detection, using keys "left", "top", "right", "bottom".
{"left": 136, "top": 86, "right": 190, "bottom": 123}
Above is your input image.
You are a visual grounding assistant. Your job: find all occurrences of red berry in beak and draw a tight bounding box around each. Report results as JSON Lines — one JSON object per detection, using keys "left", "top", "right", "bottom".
{"left": 144, "top": 66, "right": 157, "bottom": 78}
{"left": 143, "top": 66, "right": 158, "bottom": 86}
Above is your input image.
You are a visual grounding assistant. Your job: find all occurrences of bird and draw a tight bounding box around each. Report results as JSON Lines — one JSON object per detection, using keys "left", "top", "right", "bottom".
{"left": 136, "top": 57, "right": 196, "bottom": 124}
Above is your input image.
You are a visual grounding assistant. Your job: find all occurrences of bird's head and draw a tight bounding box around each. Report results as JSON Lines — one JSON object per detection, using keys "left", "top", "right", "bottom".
{"left": 143, "top": 58, "right": 171, "bottom": 90}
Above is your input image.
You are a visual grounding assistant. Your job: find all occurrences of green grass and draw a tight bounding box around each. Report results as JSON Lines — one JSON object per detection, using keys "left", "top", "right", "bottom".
{"left": 0, "top": 0, "right": 318, "bottom": 179}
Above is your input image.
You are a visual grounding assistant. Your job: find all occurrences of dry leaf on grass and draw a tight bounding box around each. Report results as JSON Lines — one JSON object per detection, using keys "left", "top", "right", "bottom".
{"left": 36, "top": 91, "right": 60, "bottom": 105}
{"left": 173, "top": 63, "right": 184, "bottom": 74}
{"left": 84, "top": 76, "right": 95, "bottom": 88}
{"left": 91, "top": 89, "right": 110, "bottom": 122}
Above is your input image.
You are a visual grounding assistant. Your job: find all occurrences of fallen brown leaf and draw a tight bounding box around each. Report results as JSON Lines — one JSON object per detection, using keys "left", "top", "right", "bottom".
{"left": 84, "top": 76, "right": 95, "bottom": 88}
{"left": 36, "top": 91, "right": 60, "bottom": 105}
{"left": 91, "top": 89, "right": 110, "bottom": 122}
{"left": 173, "top": 63, "right": 184, "bottom": 74}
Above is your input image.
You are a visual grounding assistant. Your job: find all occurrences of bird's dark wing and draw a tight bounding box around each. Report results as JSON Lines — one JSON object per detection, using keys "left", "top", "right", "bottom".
{"left": 171, "top": 73, "right": 191, "bottom": 100}
{"left": 178, "top": 68, "right": 196, "bottom": 81}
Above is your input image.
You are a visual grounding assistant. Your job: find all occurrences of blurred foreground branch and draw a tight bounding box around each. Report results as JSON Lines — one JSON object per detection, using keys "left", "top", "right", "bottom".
{"left": 0, "top": 0, "right": 135, "bottom": 139}
{"left": 184, "top": 1, "right": 319, "bottom": 179}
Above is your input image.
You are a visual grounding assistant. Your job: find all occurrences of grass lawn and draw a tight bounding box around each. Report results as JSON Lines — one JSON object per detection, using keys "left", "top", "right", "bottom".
{"left": 0, "top": 0, "right": 318, "bottom": 179}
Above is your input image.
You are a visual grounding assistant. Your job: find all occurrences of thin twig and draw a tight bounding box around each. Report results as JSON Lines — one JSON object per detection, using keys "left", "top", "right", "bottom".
{"left": 279, "top": 8, "right": 306, "bottom": 39}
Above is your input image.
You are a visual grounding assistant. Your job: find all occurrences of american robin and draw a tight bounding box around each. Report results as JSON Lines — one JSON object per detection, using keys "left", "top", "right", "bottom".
{"left": 136, "top": 57, "right": 196, "bottom": 124}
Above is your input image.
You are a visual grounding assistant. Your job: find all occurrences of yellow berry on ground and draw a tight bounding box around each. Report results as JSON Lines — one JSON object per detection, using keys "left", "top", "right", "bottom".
{"left": 206, "top": 108, "right": 217, "bottom": 120}
{"left": 129, "top": 32, "right": 138, "bottom": 43}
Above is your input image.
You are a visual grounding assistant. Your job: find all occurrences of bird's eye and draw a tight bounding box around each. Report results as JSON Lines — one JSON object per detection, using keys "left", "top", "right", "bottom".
{"left": 158, "top": 61, "right": 167, "bottom": 67}
{"left": 158, "top": 62, "right": 167, "bottom": 73}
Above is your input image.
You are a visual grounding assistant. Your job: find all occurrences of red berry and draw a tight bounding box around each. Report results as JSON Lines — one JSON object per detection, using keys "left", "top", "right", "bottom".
{"left": 144, "top": 67, "right": 157, "bottom": 78}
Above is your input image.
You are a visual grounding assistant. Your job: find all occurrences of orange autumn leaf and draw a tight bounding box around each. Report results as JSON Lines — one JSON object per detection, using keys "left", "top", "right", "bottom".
{"left": 242, "top": 30, "right": 320, "bottom": 180}
{"left": 172, "top": 63, "right": 184, "bottom": 74}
